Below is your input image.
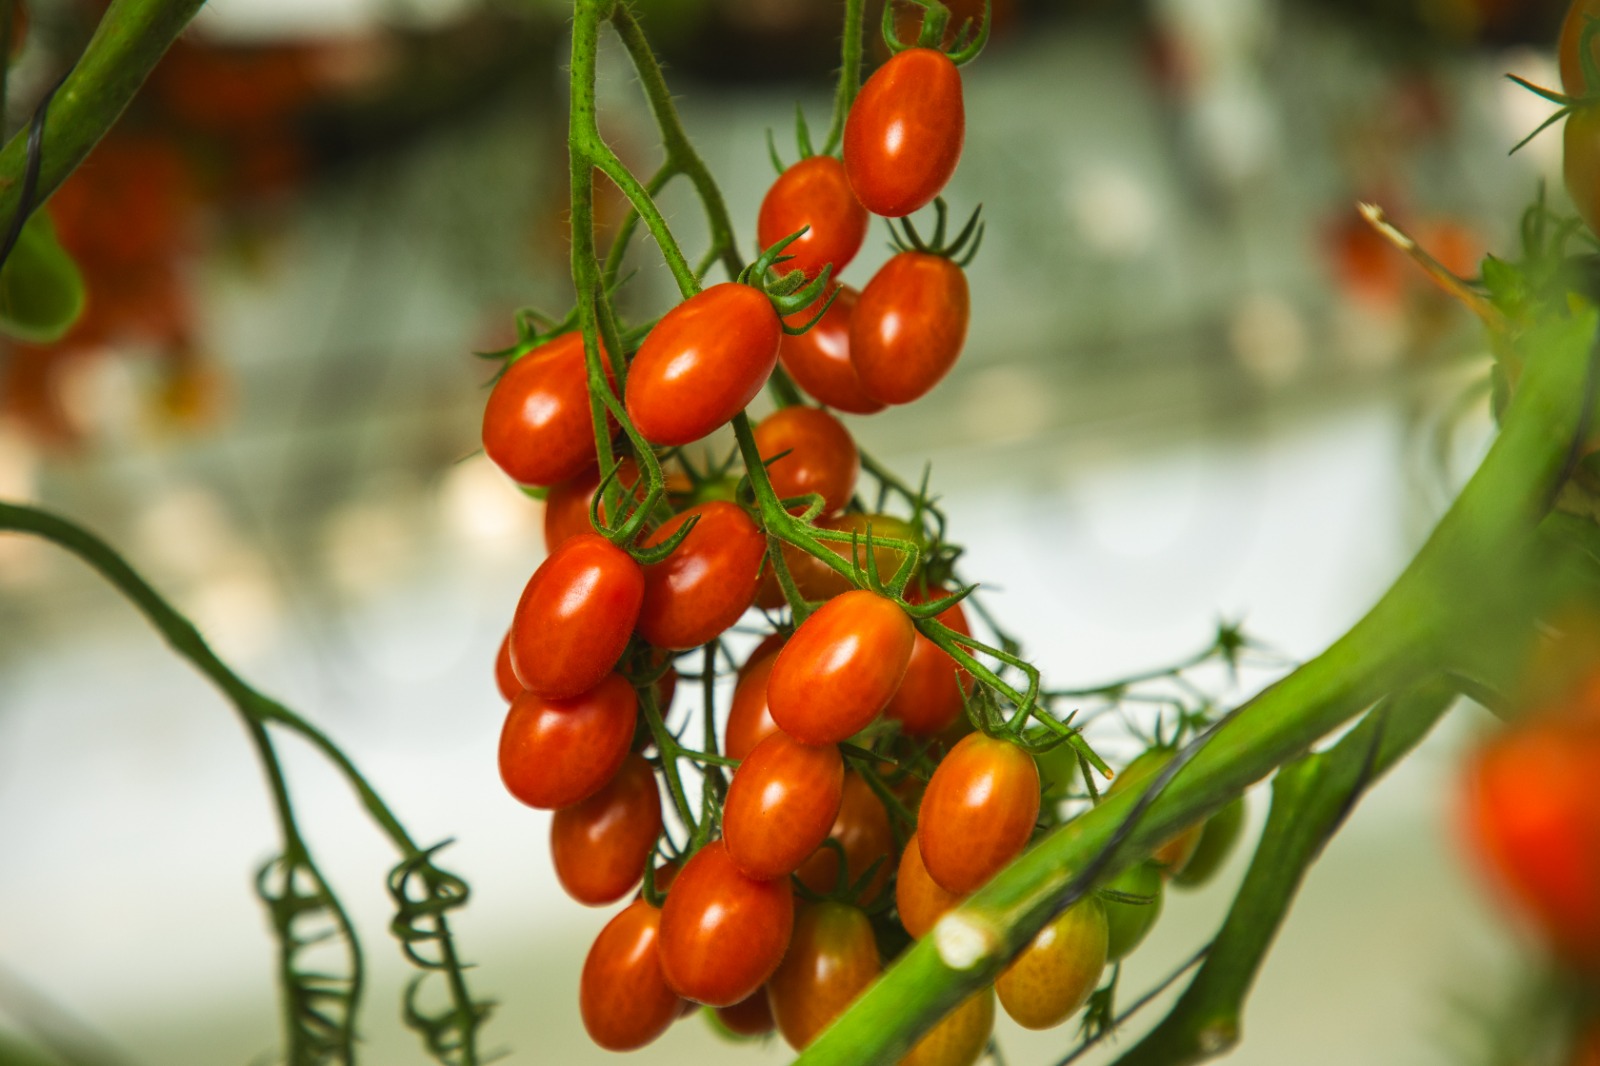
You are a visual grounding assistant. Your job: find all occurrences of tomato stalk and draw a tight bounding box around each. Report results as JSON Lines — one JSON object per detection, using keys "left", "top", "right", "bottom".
{"left": 819, "top": 0, "right": 867, "bottom": 158}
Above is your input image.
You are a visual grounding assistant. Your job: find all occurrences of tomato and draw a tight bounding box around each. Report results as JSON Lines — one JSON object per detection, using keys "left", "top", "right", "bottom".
{"left": 482, "top": 333, "right": 610, "bottom": 488}
{"left": 1562, "top": 0, "right": 1600, "bottom": 96}
{"left": 899, "top": 987, "right": 994, "bottom": 1066}
{"left": 637, "top": 501, "right": 766, "bottom": 650}
{"left": 726, "top": 646, "right": 784, "bottom": 761}
{"left": 498, "top": 675, "right": 638, "bottom": 810}
{"left": 843, "top": 48, "right": 964, "bottom": 218}
{"left": 896, "top": 835, "right": 966, "bottom": 938}
{"left": 551, "top": 753, "right": 663, "bottom": 905}
{"left": 797, "top": 771, "right": 896, "bottom": 903}
{"left": 754, "top": 406, "right": 859, "bottom": 516}
{"left": 714, "top": 989, "right": 775, "bottom": 1037}
{"left": 757, "top": 155, "right": 869, "bottom": 281}
{"left": 884, "top": 589, "right": 972, "bottom": 737}
{"left": 509, "top": 533, "right": 643, "bottom": 699}
{"left": 544, "top": 465, "right": 605, "bottom": 551}
{"left": 724, "top": 731, "right": 845, "bottom": 880}
{"left": 580, "top": 898, "right": 684, "bottom": 1051}
{"left": 1570, "top": 107, "right": 1600, "bottom": 242}
{"left": 658, "top": 839, "right": 795, "bottom": 1006}
{"left": 995, "top": 896, "right": 1108, "bottom": 1030}
{"left": 850, "top": 250, "right": 969, "bottom": 405}
{"left": 767, "top": 590, "right": 917, "bottom": 744}
{"left": 626, "top": 282, "right": 781, "bottom": 447}
{"left": 755, "top": 511, "right": 923, "bottom": 610}
{"left": 493, "top": 630, "right": 521, "bottom": 702}
{"left": 1102, "top": 861, "right": 1165, "bottom": 962}
{"left": 1107, "top": 749, "right": 1204, "bottom": 877}
{"left": 918, "top": 734, "right": 1039, "bottom": 895}
{"left": 1172, "top": 795, "right": 1245, "bottom": 890}
{"left": 767, "top": 902, "right": 881, "bottom": 1050}
{"left": 1572, "top": 1020, "right": 1600, "bottom": 1066}
{"left": 778, "top": 286, "right": 885, "bottom": 415}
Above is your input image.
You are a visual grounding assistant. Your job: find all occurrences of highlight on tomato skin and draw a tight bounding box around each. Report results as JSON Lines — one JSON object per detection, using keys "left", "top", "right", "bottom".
{"left": 579, "top": 897, "right": 684, "bottom": 1052}
{"left": 896, "top": 834, "right": 967, "bottom": 939}
{"left": 843, "top": 47, "right": 966, "bottom": 218}
{"left": 481, "top": 332, "right": 611, "bottom": 488}
{"left": 497, "top": 675, "right": 638, "bottom": 811}
{"left": 753, "top": 405, "right": 861, "bottom": 517}
{"left": 723, "top": 731, "right": 846, "bottom": 881}
{"left": 995, "top": 895, "right": 1109, "bottom": 1031}
{"left": 778, "top": 285, "right": 886, "bottom": 415}
{"left": 637, "top": 500, "right": 767, "bottom": 651}
{"left": 657, "top": 840, "right": 796, "bottom": 1007}
{"left": 508, "top": 532, "right": 644, "bottom": 700}
{"left": 550, "top": 753, "right": 663, "bottom": 906}
{"left": 917, "top": 733, "right": 1041, "bottom": 895}
{"left": 766, "top": 589, "right": 917, "bottom": 745}
{"left": 757, "top": 155, "right": 869, "bottom": 281}
{"left": 850, "top": 249, "right": 971, "bottom": 405}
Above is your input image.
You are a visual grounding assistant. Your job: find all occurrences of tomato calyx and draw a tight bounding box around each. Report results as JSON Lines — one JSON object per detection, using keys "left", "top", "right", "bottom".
{"left": 888, "top": 197, "right": 985, "bottom": 268}
{"left": 881, "top": 0, "right": 991, "bottom": 65}
{"left": 766, "top": 102, "right": 826, "bottom": 174}
{"left": 738, "top": 228, "right": 837, "bottom": 330}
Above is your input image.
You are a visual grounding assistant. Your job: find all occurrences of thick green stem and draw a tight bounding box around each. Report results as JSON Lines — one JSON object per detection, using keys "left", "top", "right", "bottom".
{"left": 820, "top": 0, "right": 867, "bottom": 156}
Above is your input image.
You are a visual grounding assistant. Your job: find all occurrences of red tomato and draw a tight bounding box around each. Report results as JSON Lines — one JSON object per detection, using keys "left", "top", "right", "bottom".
{"left": 896, "top": 835, "right": 966, "bottom": 938}
{"left": 1566, "top": 108, "right": 1600, "bottom": 240}
{"left": 767, "top": 590, "right": 916, "bottom": 744}
{"left": 796, "top": 770, "right": 895, "bottom": 902}
{"left": 637, "top": 501, "right": 766, "bottom": 650}
{"left": 1107, "top": 749, "right": 1204, "bottom": 877}
{"left": 493, "top": 630, "right": 522, "bottom": 702}
{"left": 779, "top": 286, "right": 885, "bottom": 415}
{"left": 551, "top": 753, "right": 663, "bottom": 905}
{"left": 481, "top": 333, "right": 610, "bottom": 488}
{"left": 919, "top": 734, "right": 1040, "bottom": 895}
{"left": 754, "top": 406, "right": 860, "bottom": 516}
{"left": 851, "top": 250, "right": 969, "bottom": 405}
{"left": 843, "top": 48, "right": 965, "bottom": 218}
{"left": 658, "top": 840, "right": 795, "bottom": 1006}
{"left": 723, "top": 732, "right": 845, "bottom": 880}
{"left": 626, "top": 283, "right": 781, "bottom": 446}
{"left": 900, "top": 987, "right": 995, "bottom": 1066}
{"left": 1562, "top": 0, "right": 1600, "bottom": 96}
{"left": 498, "top": 675, "right": 638, "bottom": 810}
{"left": 544, "top": 465, "right": 604, "bottom": 551}
{"left": 995, "top": 896, "right": 1108, "bottom": 1030}
{"left": 715, "top": 989, "right": 775, "bottom": 1037}
{"left": 580, "top": 898, "right": 684, "bottom": 1051}
{"left": 758, "top": 155, "right": 869, "bottom": 280}
{"left": 884, "top": 589, "right": 972, "bottom": 736}
{"left": 726, "top": 646, "right": 784, "bottom": 761}
{"left": 509, "top": 533, "right": 643, "bottom": 699}
{"left": 767, "top": 902, "right": 881, "bottom": 1050}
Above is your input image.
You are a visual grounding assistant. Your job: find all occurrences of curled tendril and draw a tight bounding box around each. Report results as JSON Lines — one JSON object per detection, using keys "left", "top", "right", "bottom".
{"left": 256, "top": 852, "right": 360, "bottom": 1066}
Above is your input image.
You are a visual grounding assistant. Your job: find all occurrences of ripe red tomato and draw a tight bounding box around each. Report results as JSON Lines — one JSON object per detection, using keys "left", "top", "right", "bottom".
{"left": 796, "top": 770, "right": 895, "bottom": 902}
{"left": 723, "top": 731, "right": 845, "bottom": 880}
{"left": 1562, "top": 0, "right": 1600, "bottom": 96}
{"left": 626, "top": 283, "right": 781, "bottom": 447}
{"left": 658, "top": 839, "right": 795, "bottom": 1006}
{"left": 637, "top": 501, "right": 766, "bottom": 650}
{"left": 850, "top": 250, "right": 969, "bottom": 405}
{"left": 995, "top": 896, "right": 1108, "bottom": 1030}
{"left": 726, "top": 645, "right": 784, "bottom": 760}
{"left": 1107, "top": 748, "right": 1204, "bottom": 877}
{"left": 551, "top": 753, "right": 663, "bottom": 905}
{"left": 767, "top": 902, "right": 881, "bottom": 1050}
{"left": 884, "top": 589, "right": 972, "bottom": 736}
{"left": 900, "top": 987, "right": 994, "bottom": 1066}
{"left": 580, "top": 898, "right": 684, "bottom": 1051}
{"left": 493, "top": 630, "right": 521, "bottom": 702}
{"left": 778, "top": 286, "right": 885, "bottom": 415}
{"left": 1566, "top": 108, "right": 1600, "bottom": 239}
{"left": 767, "top": 589, "right": 916, "bottom": 744}
{"left": 714, "top": 989, "right": 775, "bottom": 1037}
{"left": 896, "top": 835, "right": 966, "bottom": 938}
{"left": 498, "top": 674, "right": 638, "bottom": 810}
{"left": 843, "top": 48, "right": 965, "bottom": 218}
{"left": 754, "top": 406, "right": 859, "bottom": 516}
{"left": 482, "top": 333, "right": 610, "bottom": 488}
{"left": 543, "top": 464, "right": 607, "bottom": 552}
{"left": 509, "top": 533, "right": 643, "bottom": 699}
{"left": 757, "top": 155, "right": 869, "bottom": 281}
{"left": 918, "top": 734, "right": 1040, "bottom": 895}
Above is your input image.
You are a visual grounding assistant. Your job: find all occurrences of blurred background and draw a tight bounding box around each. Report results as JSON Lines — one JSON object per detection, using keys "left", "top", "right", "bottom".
{"left": 0, "top": 0, "right": 1580, "bottom": 1062}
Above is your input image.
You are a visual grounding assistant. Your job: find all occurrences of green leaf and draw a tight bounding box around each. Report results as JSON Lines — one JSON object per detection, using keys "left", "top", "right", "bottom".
{"left": 0, "top": 213, "right": 86, "bottom": 344}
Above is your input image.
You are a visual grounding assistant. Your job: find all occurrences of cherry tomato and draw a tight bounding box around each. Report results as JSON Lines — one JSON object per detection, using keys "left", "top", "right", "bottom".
{"left": 896, "top": 835, "right": 966, "bottom": 938}
{"left": 551, "top": 753, "right": 663, "bottom": 905}
{"left": 754, "top": 406, "right": 859, "bottom": 516}
{"left": 851, "top": 250, "right": 969, "bottom": 405}
{"left": 626, "top": 282, "right": 780, "bottom": 447}
{"left": 918, "top": 734, "right": 1039, "bottom": 895}
{"left": 778, "top": 286, "right": 885, "bottom": 415}
{"left": 755, "top": 511, "right": 924, "bottom": 610}
{"left": 658, "top": 840, "right": 795, "bottom": 1006}
{"left": 843, "top": 48, "right": 965, "bottom": 218}
{"left": 714, "top": 989, "right": 775, "bottom": 1038}
{"left": 1107, "top": 748, "right": 1204, "bottom": 877}
{"left": 493, "top": 630, "right": 521, "bottom": 702}
{"left": 543, "top": 464, "right": 609, "bottom": 552}
{"left": 884, "top": 589, "right": 972, "bottom": 737}
{"left": 498, "top": 675, "right": 637, "bottom": 810}
{"left": 995, "top": 896, "right": 1108, "bottom": 1030}
{"left": 580, "top": 898, "right": 683, "bottom": 1051}
{"left": 1102, "top": 861, "right": 1165, "bottom": 962}
{"left": 767, "top": 589, "right": 917, "bottom": 744}
{"left": 1562, "top": 0, "right": 1600, "bottom": 96}
{"left": 724, "top": 731, "right": 845, "bottom": 880}
{"left": 899, "top": 987, "right": 994, "bottom": 1066}
{"left": 637, "top": 501, "right": 766, "bottom": 650}
{"left": 767, "top": 902, "right": 881, "bottom": 1050}
{"left": 757, "top": 155, "right": 869, "bottom": 281}
{"left": 482, "top": 333, "right": 610, "bottom": 488}
{"left": 726, "top": 646, "right": 784, "bottom": 761}
{"left": 1172, "top": 795, "right": 1245, "bottom": 890}
{"left": 1566, "top": 107, "right": 1600, "bottom": 240}
{"left": 509, "top": 533, "right": 643, "bottom": 699}
{"left": 797, "top": 771, "right": 895, "bottom": 903}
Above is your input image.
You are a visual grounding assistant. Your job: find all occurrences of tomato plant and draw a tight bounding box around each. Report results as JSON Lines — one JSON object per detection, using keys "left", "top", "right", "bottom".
{"left": 995, "top": 896, "right": 1109, "bottom": 1030}
{"left": 795, "top": 770, "right": 896, "bottom": 902}
{"left": 918, "top": 733, "right": 1040, "bottom": 895}
{"left": 579, "top": 897, "right": 684, "bottom": 1051}
{"left": 851, "top": 227, "right": 973, "bottom": 405}
{"left": 753, "top": 405, "right": 860, "bottom": 516}
{"left": 895, "top": 835, "right": 967, "bottom": 939}
{"left": 778, "top": 285, "right": 886, "bottom": 415}
{"left": 723, "top": 731, "right": 846, "bottom": 881}
{"left": 898, "top": 988, "right": 995, "bottom": 1066}
{"left": 657, "top": 840, "right": 796, "bottom": 1007}
{"left": 767, "top": 902, "right": 881, "bottom": 1049}
{"left": 883, "top": 587, "right": 972, "bottom": 736}
{"left": 508, "top": 532, "right": 643, "bottom": 699}
{"left": 767, "top": 589, "right": 917, "bottom": 745}
{"left": 481, "top": 332, "right": 611, "bottom": 487}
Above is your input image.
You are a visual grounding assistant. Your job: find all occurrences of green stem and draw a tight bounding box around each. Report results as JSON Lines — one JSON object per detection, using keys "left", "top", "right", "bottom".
{"left": 820, "top": 0, "right": 867, "bottom": 157}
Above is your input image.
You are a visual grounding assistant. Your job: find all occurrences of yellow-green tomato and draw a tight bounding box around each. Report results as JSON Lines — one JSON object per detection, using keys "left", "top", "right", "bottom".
{"left": 0, "top": 213, "right": 85, "bottom": 344}
{"left": 996, "top": 895, "right": 1109, "bottom": 1030}
{"left": 1173, "top": 795, "right": 1246, "bottom": 890}
{"left": 1108, "top": 748, "right": 1203, "bottom": 876}
{"left": 767, "top": 902, "right": 880, "bottom": 1050}
{"left": 1102, "top": 861, "right": 1164, "bottom": 962}
{"left": 899, "top": 986, "right": 995, "bottom": 1066}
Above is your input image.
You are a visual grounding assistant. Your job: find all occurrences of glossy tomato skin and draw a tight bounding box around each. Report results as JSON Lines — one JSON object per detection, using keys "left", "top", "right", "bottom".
{"left": 754, "top": 406, "right": 859, "bottom": 516}
{"left": 851, "top": 251, "right": 970, "bottom": 405}
{"left": 900, "top": 987, "right": 995, "bottom": 1066}
{"left": 995, "top": 896, "right": 1109, "bottom": 1030}
{"left": 797, "top": 770, "right": 895, "bottom": 902}
{"left": 498, "top": 675, "right": 638, "bottom": 810}
{"left": 1567, "top": 108, "right": 1600, "bottom": 240}
{"left": 658, "top": 840, "right": 795, "bottom": 1006}
{"left": 509, "top": 533, "right": 644, "bottom": 699}
{"left": 482, "top": 333, "right": 610, "bottom": 488}
{"left": 884, "top": 589, "right": 972, "bottom": 736}
{"left": 778, "top": 286, "right": 885, "bottom": 415}
{"left": 543, "top": 464, "right": 606, "bottom": 552}
{"left": 626, "top": 283, "right": 781, "bottom": 447}
{"left": 758, "top": 155, "right": 869, "bottom": 281}
{"left": 896, "top": 835, "right": 966, "bottom": 938}
{"left": 843, "top": 48, "right": 965, "bottom": 218}
{"left": 767, "top": 902, "right": 881, "bottom": 1050}
{"left": 723, "top": 732, "right": 845, "bottom": 880}
{"left": 580, "top": 898, "right": 684, "bottom": 1051}
{"left": 714, "top": 990, "right": 775, "bottom": 1037}
{"left": 726, "top": 646, "right": 784, "bottom": 761}
{"left": 1107, "top": 749, "right": 1204, "bottom": 877}
{"left": 551, "top": 753, "right": 663, "bottom": 905}
{"left": 493, "top": 630, "right": 521, "bottom": 702}
{"left": 918, "top": 734, "right": 1040, "bottom": 895}
{"left": 637, "top": 501, "right": 766, "bottom": 650}
{"left": 767, "top": 590, "right": 917, "bottom": 744}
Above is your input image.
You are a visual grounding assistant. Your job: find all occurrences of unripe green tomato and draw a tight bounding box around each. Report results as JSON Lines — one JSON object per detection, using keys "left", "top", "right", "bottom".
{"left": 1101, "top": 861, "right": 1164, "bottom": 962}
{"left": 0, "top": 213, "right": 85, "bottom": 344}
{"left": 1033, "top": 738, "right": 1079, "bottom": 800}
{"left": 1172, "top": 795, "right": 1246, "bottom": 890}
{"left": 995, "top": 895, "right": 1108, "bottom": 1030}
